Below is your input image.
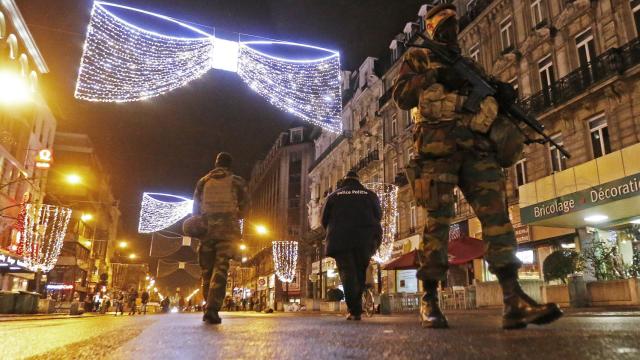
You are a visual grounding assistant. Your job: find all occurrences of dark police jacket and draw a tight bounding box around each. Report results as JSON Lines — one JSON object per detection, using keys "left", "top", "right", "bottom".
{"left": 321, "top": 179, "right": 382, "bottom": 257}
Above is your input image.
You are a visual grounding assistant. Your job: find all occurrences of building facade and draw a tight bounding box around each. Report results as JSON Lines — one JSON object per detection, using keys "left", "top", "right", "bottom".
{"left": 45, "top": 132, "right": 120, "bottom": 301}
{"left": 244, "top": 123, "right": 317, "bottom": 310}
{"left": 307, "top": 0, "right": 640, "bottom": 299}
{"left": 0, "top": 0, "right": 56, "bottom": 292}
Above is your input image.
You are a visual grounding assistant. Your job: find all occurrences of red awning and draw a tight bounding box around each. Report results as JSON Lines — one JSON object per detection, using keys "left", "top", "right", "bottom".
{"left": 382, "top": 236, "right": 485, "bottom": 270}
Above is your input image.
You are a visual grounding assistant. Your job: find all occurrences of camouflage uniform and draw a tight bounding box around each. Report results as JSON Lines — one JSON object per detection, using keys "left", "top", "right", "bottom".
{"left": 393, "top": 47, "right": 521, "bottom": 281}
{"left": 193, "top": 167, "right": 249, "bottom": 314}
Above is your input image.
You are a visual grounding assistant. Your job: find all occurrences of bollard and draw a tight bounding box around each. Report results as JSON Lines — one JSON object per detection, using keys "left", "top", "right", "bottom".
{"left": 568, "top": 274, "right": 590, "bottom": 308}
{"left": 379, "top": 293, "right": 391, "bottom": 315}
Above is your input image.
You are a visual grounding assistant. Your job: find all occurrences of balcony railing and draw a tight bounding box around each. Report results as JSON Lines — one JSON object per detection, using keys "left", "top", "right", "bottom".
{"left": 520, "top": 37, "right": 640, "bottom": 117}
{"left": 394, "top": 173, "right": 409, "bottom": 187}
{"left": 350, "top": 150, "right": 380, "bottom": 173}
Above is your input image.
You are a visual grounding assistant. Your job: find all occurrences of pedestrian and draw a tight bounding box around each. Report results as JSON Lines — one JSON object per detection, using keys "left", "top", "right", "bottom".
{"left": 248, "top": 296, "right": 254, "bottom": 311}
{"left": 321, "top": 170, "right": 382, "bottom": 321}
{"left": 184, "top": 152, "right": 249, "bottom": 325}
{"left": 179, "top": 296, "right": 186, "bottom": 312}
{"left": 141, "top": 290, "right": 150, "bottom": 315}
{"left": 161, "top": 297, "right": 170, "bottom": 313}
{"left": 242, "top": 297, "right": 247, "bottom": 311}
{"left": 392, "top": 4, "right": 562, "bottom": 329}
{"left": 128, "top": 288, "right": 138, "bottom": 315}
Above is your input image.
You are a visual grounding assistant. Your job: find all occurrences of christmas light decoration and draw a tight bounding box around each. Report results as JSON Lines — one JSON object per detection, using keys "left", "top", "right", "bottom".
{"left": 21, "top": 204, "right": 72, "bottom": 272}
{"left": 363, "top": 183, "right": 398, "bottom": 263}
{"left": 272, "top": 240, "right": 298, "bottom": 283}
{"left": 75, "top": 1, "right": 342, "bottom": 133}
{"left": 138, "top": 192, "right": 193, "bottom": 233}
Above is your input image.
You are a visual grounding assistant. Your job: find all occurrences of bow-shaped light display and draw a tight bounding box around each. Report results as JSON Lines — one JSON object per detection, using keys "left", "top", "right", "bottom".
{"left": 75, "top": 1, "right": 343, "bottom": 133}
{"left": 138, "top": 192, "right": 193, "bottom": 233}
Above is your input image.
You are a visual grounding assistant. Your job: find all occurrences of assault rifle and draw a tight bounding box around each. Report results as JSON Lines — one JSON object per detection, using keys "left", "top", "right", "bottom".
{"left": 406, "top": 31, "right": 571, "bottom": 159}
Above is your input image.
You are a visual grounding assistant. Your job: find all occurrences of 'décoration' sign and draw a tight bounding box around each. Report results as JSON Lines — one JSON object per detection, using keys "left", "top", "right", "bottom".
{"left": 520, "top": 172, "right": 640, "bottom": 224}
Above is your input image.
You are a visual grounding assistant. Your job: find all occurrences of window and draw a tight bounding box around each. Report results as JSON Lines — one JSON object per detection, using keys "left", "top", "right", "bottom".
{"left": 633, "top": 0, "right": 640, "bottom": 36}
{"left": 549, "top": 134, "right": 567, "bottom": 173}
{"left": 391, "top": 114, "right": 398, "bottom": 137}
{"left": 500, "top": 17, "right": 514, "bottom": 51}
{"left": 410, "top": 108, "right": 419, "bottom": 125}
{"left": 575, "top": 28, "right": 596, "bottom": 67}
{"left": 469, "top": 44, "right": 480, "bottom": 62}
{"left": 410, "top": 202, "right": 417, "bottom": 230}
{"left": 515, "top": 159, "right": 527, "bottom": 187}
{"left": 406, "top": 147, "right": 413, "bottom": 166}
{"left": 466, "top": 0, "right": 477, "bottom": 11}
{"left": 392, "top": 160, "right": 398, "bottom": 177}
{"left": 531, "top": 0, "right": 544, "bottom": 27}
{"left": 290, "top": 128, "right": 303, "bottom": 143}
{"left": 588, "top": 114, "right": 611, "bottom": 158}
{"left": 538, "top": 55, "right": 554, "bottom": 89}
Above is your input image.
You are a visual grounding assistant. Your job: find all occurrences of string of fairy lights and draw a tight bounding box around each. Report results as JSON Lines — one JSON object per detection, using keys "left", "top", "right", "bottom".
{"left": 138, "top": 192, "right": 193, "bottom": 233}
{"left": 363, "top": 183, "right": 398, "bottom": 264}
{"left": 272, "top": 241, "right": 298, "bottom": 283}
{"left": 75, "top": 1, "right": 343, "bottom": 133}
{"left": 21, "top": 204, "right": 72, "bottom": 272}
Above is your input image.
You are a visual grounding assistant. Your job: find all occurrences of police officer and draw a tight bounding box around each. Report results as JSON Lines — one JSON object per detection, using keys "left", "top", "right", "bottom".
{"left": 185, "top": 152, "right": 249, "bottom": 325}
{"left": 393, "top": 4, "right": 562, "bottom": 329}
{"left": 322, "top": 171, "right": 382, "bottom": 320}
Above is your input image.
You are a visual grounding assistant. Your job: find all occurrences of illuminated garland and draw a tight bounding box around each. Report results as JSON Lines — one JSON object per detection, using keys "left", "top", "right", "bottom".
{"left": 21, "top": 204, "right": 72, "bottom": 272}
{"left": 364, "top": 183, "right": 398, "bottom": 263}
{"left": 75, "top": 1, "right": 342, "bottom": 133}
{"left": 272, "top": 241, "right": 298, "bottom": 283}
{"left": 138, "top": 192, "right": 193, "bottom": 233}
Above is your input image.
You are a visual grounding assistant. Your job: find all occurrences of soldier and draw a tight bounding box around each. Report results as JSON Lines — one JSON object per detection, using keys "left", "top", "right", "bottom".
{"left": 185, "top": 152, "right": 249, "bottom": 325}
{"left": 393, "top": 4, "right": 562, "bottom": 329}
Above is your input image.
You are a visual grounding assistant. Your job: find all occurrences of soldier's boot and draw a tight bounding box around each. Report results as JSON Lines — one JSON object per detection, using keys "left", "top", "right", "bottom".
{"left": 203, "top": 311, "right": 222, "bottom": 325}
{"left": 420, "top": 280, "right": 448, "bottom": 329}
{"left": 497, "top": 267, "right": 563, "bottom": 330}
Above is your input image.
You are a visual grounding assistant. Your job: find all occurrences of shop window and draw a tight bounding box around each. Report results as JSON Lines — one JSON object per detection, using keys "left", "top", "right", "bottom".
{"left": 549, "top": 134, "right": 567, "bottom": 173}
{"left": 500, "top": 17, "right": 514, "bottom": 51}
{"left": 530, "top": 0, "right": 544, "bottom": 27}
{"left": 588, "top": 114, "right": 611, "bottom": 158}
{"left": 469, "top": 44, "right": 480, "bottom": 63}
{"left": 515, "top": 159, "right": 527, "bottom": 187}
{"left": 633, "top": 0, "right": 640, "bottom": 36}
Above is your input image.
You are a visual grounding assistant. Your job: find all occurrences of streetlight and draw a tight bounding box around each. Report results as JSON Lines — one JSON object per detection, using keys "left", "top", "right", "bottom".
{"left": 239, "top": 244, "right": 247, "bottom": 251}
{"left": 66, "top": 173, "right": 82, "bottom": 185}
{"left": 118, "top": 241, "right": 128, "bottom": 249}
{"left": 80, "top": 213, "right": 93, "bottom": 222}
{"left": 128, "top": 253, "right": 137, "bottom": 260}
{"left": 0, "top": 71, "right": 32, "bottom": 105}
{"left": 255, "top": 224, "right": 268, "bottom": 235}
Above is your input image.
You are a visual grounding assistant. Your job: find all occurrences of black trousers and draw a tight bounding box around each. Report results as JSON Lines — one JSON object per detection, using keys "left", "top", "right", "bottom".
{"left": 334, "top": 249, "right": 371, "bottom": 316}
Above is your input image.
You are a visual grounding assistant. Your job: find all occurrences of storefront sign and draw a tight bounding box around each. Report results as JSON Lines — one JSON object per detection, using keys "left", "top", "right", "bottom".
{"left": 46, "top": 284, "right": 74, "bottom": 290}
{"left": 0, "top": 253, "right": 28, "bottom": 270}
{"left": 311, "top": 257, "right": 337, "bottom": 274}
{"left": 513, "top": 223, "right": 530, "bottom": 243}
{"left": 521, "top": 173, "right": 640, "bottom": 224}
{"left": 35, "top": 149, "right": 53, "bottom": 169}
{"left": 257, "top": 277, "right": 267, "bottom": 291}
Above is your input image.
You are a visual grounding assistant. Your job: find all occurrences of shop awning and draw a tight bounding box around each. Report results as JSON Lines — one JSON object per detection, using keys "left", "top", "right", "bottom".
{"left": 382, "top": 236, "right": 485, "bottom": 270}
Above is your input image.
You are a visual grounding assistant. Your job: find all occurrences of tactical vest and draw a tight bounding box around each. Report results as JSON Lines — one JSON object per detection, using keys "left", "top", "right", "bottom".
{"left": 201, "top": 174, "right": 238, "bottom": 215}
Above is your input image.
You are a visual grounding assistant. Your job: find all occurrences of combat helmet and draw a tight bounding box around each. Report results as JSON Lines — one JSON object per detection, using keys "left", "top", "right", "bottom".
{"left": 424, "top": 4, "right": 458, "bottom": 45}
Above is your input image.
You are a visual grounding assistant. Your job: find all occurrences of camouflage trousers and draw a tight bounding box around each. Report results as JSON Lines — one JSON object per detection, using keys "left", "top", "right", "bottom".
{"left": 198, "top": 214, "right": 240, "bottom": 314}
{"left": 414, "top": 121, "right": 521, "bottom": 281}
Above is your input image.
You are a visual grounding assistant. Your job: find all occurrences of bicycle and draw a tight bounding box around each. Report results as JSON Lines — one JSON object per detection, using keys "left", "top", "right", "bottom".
{"left": 362, "top": 284, "right": 375, "bottom": 317}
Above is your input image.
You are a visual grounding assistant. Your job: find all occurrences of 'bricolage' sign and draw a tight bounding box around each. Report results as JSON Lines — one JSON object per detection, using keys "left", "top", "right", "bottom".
{"left": 520, "top": 172, "right": 640, "bottom": 224}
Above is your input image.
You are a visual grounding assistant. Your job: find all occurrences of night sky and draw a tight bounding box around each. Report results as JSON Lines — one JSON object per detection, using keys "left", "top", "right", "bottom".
{"left": 16, "top": 0, "right": 422, "bottom": 269}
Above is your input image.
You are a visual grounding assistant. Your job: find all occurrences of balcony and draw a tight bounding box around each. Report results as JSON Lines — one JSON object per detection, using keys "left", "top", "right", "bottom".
{"left": 458, "top": 0, "right": 495, "bottom": 31}
{"left": 350, "top": 150, "right": 380, "bottom": 174}
{"left": 520, "top": 37, "right": 640, "bottom": 117}
{"left": 394, "top": 173, "right": 409, "bottom": 187}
